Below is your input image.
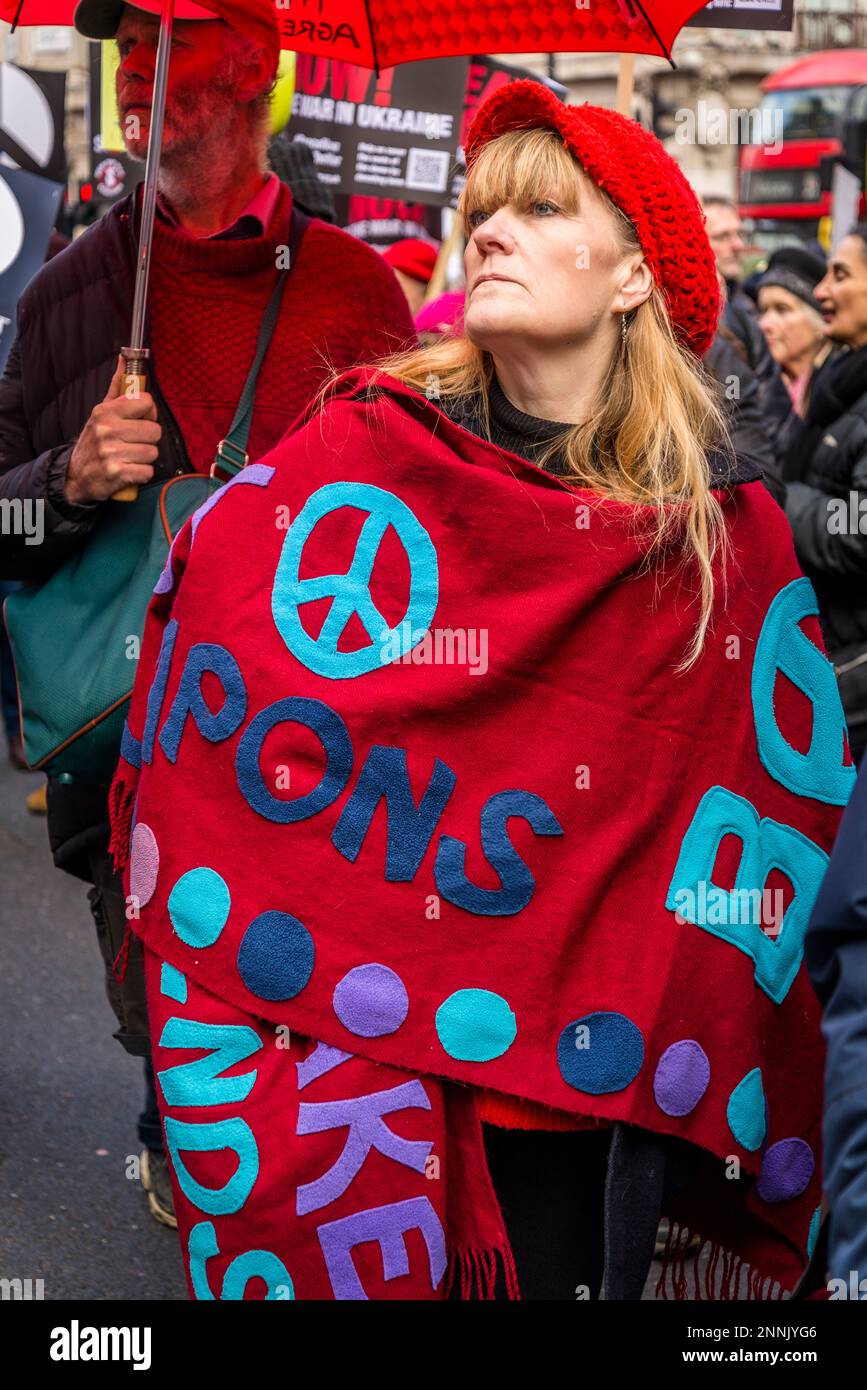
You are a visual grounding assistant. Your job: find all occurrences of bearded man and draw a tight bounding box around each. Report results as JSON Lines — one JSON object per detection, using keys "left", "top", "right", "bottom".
{"left": 0, "top": 0, "right": 414, "bottom": 1228}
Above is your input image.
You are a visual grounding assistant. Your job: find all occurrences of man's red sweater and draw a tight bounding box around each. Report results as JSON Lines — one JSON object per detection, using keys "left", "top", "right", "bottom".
{"left": 146, "top": 180, "right": 415, "bottom": 473}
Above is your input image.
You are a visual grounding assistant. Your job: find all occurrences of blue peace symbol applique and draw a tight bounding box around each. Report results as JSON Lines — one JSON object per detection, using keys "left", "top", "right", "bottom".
{"left": 271, "top": 482, "right": 439, "bottom": 679}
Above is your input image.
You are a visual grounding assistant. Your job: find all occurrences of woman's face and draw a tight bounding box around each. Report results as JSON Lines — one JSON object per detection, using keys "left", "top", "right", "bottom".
{"left": 815, "top": 235, "right": 867, "bottom": 350}
{"left": 462, "top": 167, "right": 650, "bottom": 357}
{"left": 758, "top": 286, "right": 825, "bottom": 373}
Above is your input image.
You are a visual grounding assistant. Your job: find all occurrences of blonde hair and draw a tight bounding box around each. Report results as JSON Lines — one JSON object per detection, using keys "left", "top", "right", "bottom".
{"left": 321, "top": 126, "right": 732, "bottom": 668}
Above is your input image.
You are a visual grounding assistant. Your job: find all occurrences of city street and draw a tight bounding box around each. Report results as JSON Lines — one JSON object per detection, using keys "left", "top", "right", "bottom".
{"left": 0, "top": 760, "right": 185, "bottom": 1300}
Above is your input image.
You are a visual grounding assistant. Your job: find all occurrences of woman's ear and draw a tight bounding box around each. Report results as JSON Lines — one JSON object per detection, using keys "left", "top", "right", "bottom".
{"left": 620, "top": 258, "right": 654, "bottom": 315}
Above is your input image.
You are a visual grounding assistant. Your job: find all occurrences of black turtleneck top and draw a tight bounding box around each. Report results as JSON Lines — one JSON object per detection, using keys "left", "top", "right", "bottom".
{"left": 437, "top": 374, "right": 572, "bottom": 475}
{"left": 435, "top": 372, "right": 762, "bottom": 487}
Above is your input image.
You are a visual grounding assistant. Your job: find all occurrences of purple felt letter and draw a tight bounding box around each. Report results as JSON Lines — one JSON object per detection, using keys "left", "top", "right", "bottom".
{"left": 296, "top": 1080, "right": 432, "bottom": 1216}
{"left": 296, "top": 1041, "right": 352, "bottom": 1092}
{"left": 318, "top": 1196, "right": 447, "bottom": 1300}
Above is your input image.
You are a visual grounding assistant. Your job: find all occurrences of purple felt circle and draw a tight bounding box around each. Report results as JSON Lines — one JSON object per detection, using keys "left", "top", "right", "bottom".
{"left": 130, "top": 822, "right": 159, "bottom": 907}
{"left": 756, "top": 1138, "right": 815, "bottom": 1204}
{"left": 333, "top": 963, "right": 409, "bottom": 1038}
{"left": 653, "top": 1040, "right": 710, "bottom": 1117}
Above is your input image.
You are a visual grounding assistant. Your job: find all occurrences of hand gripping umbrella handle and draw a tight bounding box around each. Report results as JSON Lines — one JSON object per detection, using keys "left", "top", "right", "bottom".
{"left": 112, "top": 346, "right": 150, "bottom": 502}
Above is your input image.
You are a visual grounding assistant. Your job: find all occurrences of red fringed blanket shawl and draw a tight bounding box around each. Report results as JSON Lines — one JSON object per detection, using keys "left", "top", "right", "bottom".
{"left": 111, "top": 368, "right": 853, "bottom": 1300}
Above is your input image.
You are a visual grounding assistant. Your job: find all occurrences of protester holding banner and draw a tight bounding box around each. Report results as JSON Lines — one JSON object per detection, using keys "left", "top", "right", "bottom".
{"left": 0, "top": 0, "right": 414, "bottom": 1232}
{"left": 103, "top": 77, "right": 853, "bottom": 1302}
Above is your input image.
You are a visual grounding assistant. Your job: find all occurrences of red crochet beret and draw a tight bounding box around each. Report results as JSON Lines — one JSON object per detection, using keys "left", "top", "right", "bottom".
{"left": 464, "top": 79, "right": 720, "bottom": 359}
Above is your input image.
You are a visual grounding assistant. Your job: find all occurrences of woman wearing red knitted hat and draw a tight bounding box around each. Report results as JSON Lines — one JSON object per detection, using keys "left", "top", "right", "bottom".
{"left": 110, "top": 82, "right": 851, "bottom": 1302}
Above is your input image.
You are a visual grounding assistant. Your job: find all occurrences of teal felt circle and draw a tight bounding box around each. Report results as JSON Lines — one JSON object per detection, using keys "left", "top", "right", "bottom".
{"left": 727, "top": 1067, "right": 766, "bottom": 1151}
{"left": 168, "top": 867, "right": 231, "bottom": 948}
{"left": 435, "top": 988, "right": 516, "bottom": 1062}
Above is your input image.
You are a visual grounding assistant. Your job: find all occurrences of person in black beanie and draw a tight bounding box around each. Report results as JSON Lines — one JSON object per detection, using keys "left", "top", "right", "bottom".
{"left": 783, "top": 226, "right": 867, "bottom": 762}
{"left": 266, "top": 134, "right": 338, "bottom": 223}
{"left": 758, "top": 245, "right": 833, "bottom": 418}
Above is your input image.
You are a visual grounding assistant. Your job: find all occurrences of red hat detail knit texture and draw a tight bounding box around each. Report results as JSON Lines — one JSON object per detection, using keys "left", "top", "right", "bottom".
{"left": 465, "top": 79, "right": 721, "bottom": 359}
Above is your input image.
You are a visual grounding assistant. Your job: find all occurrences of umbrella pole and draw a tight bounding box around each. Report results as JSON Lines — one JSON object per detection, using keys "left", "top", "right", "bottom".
{"left": 616, "top": 54, "right": 635, "bottom": 118}
{"left": 115, "top": 0, "right": 174, "bottom": 501}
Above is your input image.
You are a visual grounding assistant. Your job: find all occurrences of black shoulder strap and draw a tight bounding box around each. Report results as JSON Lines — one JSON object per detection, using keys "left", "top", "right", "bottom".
{"left": 286, "top": 203, "right": 313, "bottom": 264}
{"left": 213, "top": 202, "right": 313, "bottom": 477}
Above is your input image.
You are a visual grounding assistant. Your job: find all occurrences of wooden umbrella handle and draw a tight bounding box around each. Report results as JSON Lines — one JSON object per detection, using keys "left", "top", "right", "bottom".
{"left": 112, "top": 360, "right": 148, "bottom": 502}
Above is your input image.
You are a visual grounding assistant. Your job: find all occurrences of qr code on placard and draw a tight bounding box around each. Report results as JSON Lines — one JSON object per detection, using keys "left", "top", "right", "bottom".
{"left": 405, "top": 148, "right": 450, "bottom": 193}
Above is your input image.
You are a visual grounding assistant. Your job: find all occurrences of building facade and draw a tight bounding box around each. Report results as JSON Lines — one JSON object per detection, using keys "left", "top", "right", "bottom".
{"left": 512, "top": 0, "right": 867, "bottom": 203}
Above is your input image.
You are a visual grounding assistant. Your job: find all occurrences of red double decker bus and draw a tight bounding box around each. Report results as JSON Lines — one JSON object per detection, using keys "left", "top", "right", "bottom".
{"left": 739, "top": 49, "right": 867, "bottom": 252}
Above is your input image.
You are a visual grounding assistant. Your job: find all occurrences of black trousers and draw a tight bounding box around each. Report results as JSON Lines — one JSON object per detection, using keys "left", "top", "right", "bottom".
{"left": 471, "top": 1122, "right": 700, "bottom": 1301}
{"left": 479, "top": 1124, "right": 611, "bottom": 1301}
{"left": 86, "top": 843, "right": 164, "bottom": 1154}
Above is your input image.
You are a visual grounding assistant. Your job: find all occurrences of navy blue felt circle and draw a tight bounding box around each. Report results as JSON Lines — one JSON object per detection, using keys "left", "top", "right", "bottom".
{"left": 237, "top": 911, "right": 315, "bottom": 1002}
{"left": 557, "top": 1011, "right": 645, "bottom": 1094}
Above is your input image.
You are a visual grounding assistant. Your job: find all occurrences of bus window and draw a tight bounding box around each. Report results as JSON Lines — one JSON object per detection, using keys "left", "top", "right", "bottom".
{"left": 759, "top": 87, "right": 850, "bottom": 142}
{"left": 848, "top": 85, "right": 867, "bottom": 123}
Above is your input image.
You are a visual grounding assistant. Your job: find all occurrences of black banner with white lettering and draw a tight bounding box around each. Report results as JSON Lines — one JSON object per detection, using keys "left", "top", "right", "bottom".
{"left": 297, "top": 53, "right": 567, "bottom": 228}
{"left": 687, "top": 0, "right": 795, "bottom": 31}
{"left": 332, "top": 193, "right": 444, "bottom": 247}
{"left": 287, "top": 55, "right": 469, "bottom": 207}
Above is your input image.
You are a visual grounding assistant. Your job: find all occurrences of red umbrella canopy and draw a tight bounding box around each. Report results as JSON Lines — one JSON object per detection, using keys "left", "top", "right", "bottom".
{"left": 3, "top": 0, "right": 711, "bottom": 70}
{"left": 284, "top": 0, "right": 711, "bottom": 69}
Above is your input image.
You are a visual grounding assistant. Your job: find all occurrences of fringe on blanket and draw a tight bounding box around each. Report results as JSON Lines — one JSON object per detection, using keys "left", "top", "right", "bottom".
{"left": 655, "top": 1219, "right": 787, "bottom": 1301}
{"left": 108, "top": 774, "right": 136, "bottom": 874}
{"left": 443, "top": 1241, "right": 521, "bottom": 1301}
{"left": 107, "top": 770, "right": 138, "bottom": 983}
